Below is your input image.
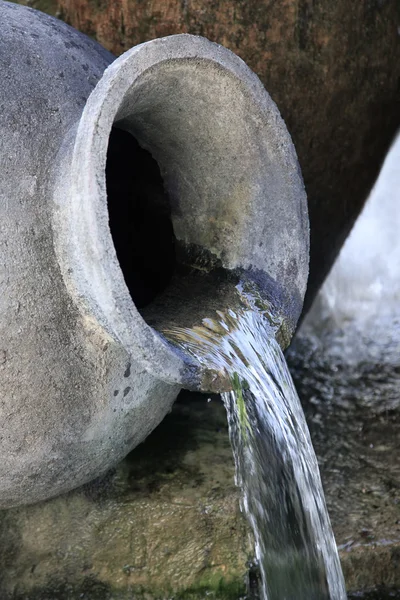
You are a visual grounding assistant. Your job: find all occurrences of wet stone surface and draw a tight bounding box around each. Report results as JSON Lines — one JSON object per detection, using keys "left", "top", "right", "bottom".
{"left": 287, "top": 317, "right": 400, "bottom": 596}
{"left": 347, "top": 589, "right": 400, "bottom": 600}
{"left": 0, "top": 323, "right": 399, "bottom": 598}
{"left": 0, "top": 368, "right": 399, "bottom": 598}
{"left": 0, "top": 393, "right": 252, "bottom": 600}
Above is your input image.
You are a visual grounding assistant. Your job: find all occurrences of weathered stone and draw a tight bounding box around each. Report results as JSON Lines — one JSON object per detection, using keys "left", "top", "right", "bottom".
{"left": 0, "top": 389, "right": 398, "bottom": 598}
{"left": 0, "top": 394, "right": 253, "bottom": 599}
{"left": 0, "top": 1, "right": 308, "bottom": 507}
{"left": 288, "top": 324, "right": 400, "bottom": 596}
{"left": 18, "top": 0, "right": 400, "bottom": 309}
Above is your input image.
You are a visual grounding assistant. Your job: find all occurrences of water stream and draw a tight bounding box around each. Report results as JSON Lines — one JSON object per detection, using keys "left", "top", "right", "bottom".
{"left": 166, "top": 290, "right": 346, "bottom": 600}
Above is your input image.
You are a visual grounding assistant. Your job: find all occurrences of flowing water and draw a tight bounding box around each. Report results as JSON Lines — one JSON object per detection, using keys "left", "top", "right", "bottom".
{"left": 166, "top": 290, "right": 346, "bottom": 600}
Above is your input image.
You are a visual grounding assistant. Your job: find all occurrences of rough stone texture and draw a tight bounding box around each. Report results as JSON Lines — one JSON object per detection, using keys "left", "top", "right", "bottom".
{"left": 19, "top": 0, "right": 400, "bottom": 310}
{"left": 0, "top": 1, "right": 308, "bottom": 507}
{"left": 54, "top": 32, "right": 309, "bottom": 364}
{"left": 0, "top": 391, "right": 398, "bottom": 599}
{"left": 0, "top": 1, "right": 172, "bottom": 509}
{"left": 0, "top": 394, "right": 253, "bottom": 600}
{"left": 288, "top": 317, "right": 400, "bottom": 597}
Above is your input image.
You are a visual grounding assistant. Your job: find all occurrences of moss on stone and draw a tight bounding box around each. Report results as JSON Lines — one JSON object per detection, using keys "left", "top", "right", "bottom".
{"left": 0, "top": 572, "right": 248, "bottom": 599}
{"left": 0, "top": 394, "right": 253, "bottom": 600}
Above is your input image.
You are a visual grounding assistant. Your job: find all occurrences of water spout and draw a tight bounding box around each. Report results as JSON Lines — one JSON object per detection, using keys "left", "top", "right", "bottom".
{"left": 0, "top": 1, "right": 309, "bottom": 506}
{"left": 167, "top": 288, "right": 346, "bottom": 599}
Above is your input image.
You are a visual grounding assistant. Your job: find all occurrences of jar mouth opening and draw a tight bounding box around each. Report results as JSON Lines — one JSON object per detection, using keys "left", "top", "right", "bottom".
{"left": 54, "top": 34, "right": 308, "bottom": 390}
{"left": 105, "top": 126, "right": 177, "bottom": 312}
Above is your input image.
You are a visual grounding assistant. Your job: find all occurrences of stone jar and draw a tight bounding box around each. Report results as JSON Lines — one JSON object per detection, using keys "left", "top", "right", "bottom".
{"left": 0, "top": 0, "right": 308, "bottom": 507}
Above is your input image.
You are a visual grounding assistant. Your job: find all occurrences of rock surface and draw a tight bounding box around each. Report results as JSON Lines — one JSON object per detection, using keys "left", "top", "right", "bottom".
{"left": 290, "top": 345, "right": 400, "bottom": 595}
{"left": 0, "top": 386, "right": 398, "bottom": 598}
{"left": 0, "top": 393, "right": 252, "bottom": 599}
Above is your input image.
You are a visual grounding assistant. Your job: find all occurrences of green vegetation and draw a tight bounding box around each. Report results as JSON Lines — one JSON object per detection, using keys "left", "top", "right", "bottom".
{"left": 1, "top": 574, "right": 248, "bottom": 600}
{"left": 231, "top": 372, "right": 251, "bottom": 440}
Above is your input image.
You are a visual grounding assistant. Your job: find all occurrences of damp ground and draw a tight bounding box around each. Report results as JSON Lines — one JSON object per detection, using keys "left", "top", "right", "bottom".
{"left": 0, "top": 342, "right": 398, "bottom": 599}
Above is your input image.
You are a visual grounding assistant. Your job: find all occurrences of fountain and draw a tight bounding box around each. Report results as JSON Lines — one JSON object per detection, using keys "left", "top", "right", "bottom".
{"left": 0, "top": 0, "right": 308, "bottom": 508}
{"left": 167, "top": 292, "right": 347, "bottom": 599}
{"left": 5, "top": 2, "right": 393, "bottom": 598}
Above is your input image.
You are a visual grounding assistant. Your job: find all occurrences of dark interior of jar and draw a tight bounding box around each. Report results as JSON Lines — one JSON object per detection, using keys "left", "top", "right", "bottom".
{"left": 106, "top": 127, "right": 176, "bottom": 309}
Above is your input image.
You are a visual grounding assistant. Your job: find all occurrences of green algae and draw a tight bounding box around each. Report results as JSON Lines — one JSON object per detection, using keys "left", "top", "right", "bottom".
{"left": 0, "top": 574, "right": 248, "bottom": 600}
{"left": 231, "top": 372, "right": 251, "bottom": 440}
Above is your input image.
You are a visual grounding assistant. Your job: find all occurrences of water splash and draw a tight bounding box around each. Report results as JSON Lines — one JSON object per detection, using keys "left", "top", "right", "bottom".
{"left": 306, "top": 132, "right": 400, "bottom": 331}
{"left": 166, "top": 292, "right": 346, "bottom": 600}
{"left": 299, "top": 133, "right": 400, "bottom": 369}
